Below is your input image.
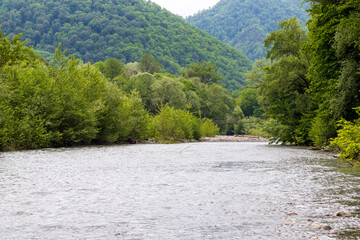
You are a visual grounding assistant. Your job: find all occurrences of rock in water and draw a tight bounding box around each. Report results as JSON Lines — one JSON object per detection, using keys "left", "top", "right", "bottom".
{"left": 323, "top": 225, "right": 332, "bottom": 230}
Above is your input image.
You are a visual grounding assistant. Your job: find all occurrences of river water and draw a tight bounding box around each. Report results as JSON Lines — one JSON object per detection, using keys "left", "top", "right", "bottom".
{"left": 1, "top": 142, "right": 360, "bottom": 239}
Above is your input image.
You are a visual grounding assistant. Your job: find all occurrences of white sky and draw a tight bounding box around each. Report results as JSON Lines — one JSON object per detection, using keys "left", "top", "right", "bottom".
{"left": 151, "top": 0, "right": 220, "bottom": 18}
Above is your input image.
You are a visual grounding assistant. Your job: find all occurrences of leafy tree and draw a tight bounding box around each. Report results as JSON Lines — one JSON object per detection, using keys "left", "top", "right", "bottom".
{"left": 125, "top": 62, "right": 142, "bottom": 76}
{"left": 0, "top": 28, "right": 30, "bottom": 68}
{"left": 198, "top": 82, "right": 235, "bottom": 132}
{"left": 264, "top": 17, "right": 308, "bottom": 61}
{"left": 150, "top": 76, "right": 187, "bottom": 111}
{"left": 103, "top": 58, "right": 125, "bottom": 80}
{"left": 236, "top": 88, "right": 262, "bottom": 117}
{"left": 306, "top": 0, "right": 360, "bottom": 145}
{"left": 122, "top": 72, "right": 155, "bottom": 109}
{"left": 180, "top": 61, "right": 223, "bottom": 84}
{"left": 139, "top": 53, "right": 162, "bottom": 74}
{"left": 258, "top": 17, "right": 312, "bottom": 144}
{"left": 98, "top": 87, "right": 150, "bottom": 143}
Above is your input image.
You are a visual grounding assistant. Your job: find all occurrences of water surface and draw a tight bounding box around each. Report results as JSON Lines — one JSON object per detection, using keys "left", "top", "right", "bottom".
{"left": 1, "top": 142, "right": 360, "bottom": 239}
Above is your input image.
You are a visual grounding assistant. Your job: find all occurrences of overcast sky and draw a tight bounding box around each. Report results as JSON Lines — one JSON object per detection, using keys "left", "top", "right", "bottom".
{"left": 151, "top": 0, "right": 220, "bottom": 18}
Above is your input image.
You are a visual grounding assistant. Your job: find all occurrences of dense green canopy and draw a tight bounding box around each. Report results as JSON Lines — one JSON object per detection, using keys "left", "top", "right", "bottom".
{"left": 187, "top": 0, "right": 309, "bottom": 61}
{"left": 0, "top": 0, "right": 252, "bottom": 89}
{"left": 0, "top": 29, "right": 223, "bottom": 150}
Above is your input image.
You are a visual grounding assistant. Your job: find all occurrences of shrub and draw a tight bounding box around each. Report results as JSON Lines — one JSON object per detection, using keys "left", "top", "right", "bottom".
{"left": 201, "top": 119, "right": 219, "bottom": 137}
{"left": 150, "top": 105, "right": 218, "bottom": 142}
{"left": 330, "top": 108, "right": 360, "bottom": 166}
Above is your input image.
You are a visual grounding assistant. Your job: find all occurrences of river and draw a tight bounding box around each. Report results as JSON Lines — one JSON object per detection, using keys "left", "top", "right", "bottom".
{"left": 1, "top": 142, "right": 360, "bottom": 239}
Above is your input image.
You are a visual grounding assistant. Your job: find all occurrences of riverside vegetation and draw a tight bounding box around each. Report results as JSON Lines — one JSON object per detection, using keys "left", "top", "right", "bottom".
{"left": 0, "top": 28, "right": 249, "bottom": 150}
{"left": 248, "top": 0, "right": 360, "bottom": 165}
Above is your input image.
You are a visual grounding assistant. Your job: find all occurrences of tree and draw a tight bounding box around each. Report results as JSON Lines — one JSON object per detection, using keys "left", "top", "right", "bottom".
{"left": 122, "top": 72, "right": 155, "bottom": 109}
{"left": 236, "top": 88, "right": 262, "bottom": 117}
{"left": 150, "top": 76, "right": 187, "bottom": 111}
{"left": 103, "top": 58, "right": 125, "bottom": 80}
{"left": 264, "top": 16, "right": 308, "bottom": 61}
{"left": 258, "top": 17, "right": 312, "bottom": 144}
{"left": 306, "top": 0, "right": 360, "bottom": 145}
{"left": 198, "top": 83, "right": 234, "bottom": 132}
{"left": 180, "top": 61, "right": 223, "bottom": 84}
{"left": 139, "top": 53, "right": 162, "bottom": 74}
{"left": 0, "top": 28, "right": 30, "bottom": 69}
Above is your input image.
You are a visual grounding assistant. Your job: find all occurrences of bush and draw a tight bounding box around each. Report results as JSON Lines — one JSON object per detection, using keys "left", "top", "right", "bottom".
{"left": 309, "top": 110, "right": 337, "bottom": 146}
{"left": 201, "top": 119, "right": 219, "bottom": 137}
{"left": 97, "top": 86, "right": 150, "bottom": 143}
{"left": 330, "top": 108, "right": 360, "bottom": 166}
{"left": 262, "top": 118, "right": 294, "bottom": 144}
{"left": 150, "top": 105, "right": 218, "bottom": 142}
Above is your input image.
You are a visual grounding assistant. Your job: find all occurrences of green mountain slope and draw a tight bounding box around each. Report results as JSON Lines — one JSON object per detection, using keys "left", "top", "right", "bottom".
{"left": 187, "top": 0, "right": 309, "bottom": 61}
{"left": 0, "top": 0, "right": 252, "bottom": 89}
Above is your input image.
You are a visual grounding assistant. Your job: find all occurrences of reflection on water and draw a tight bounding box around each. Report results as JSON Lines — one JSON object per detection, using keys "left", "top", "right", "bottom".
{"left": 0, "top": 142, "right": 360, "bottom": 239}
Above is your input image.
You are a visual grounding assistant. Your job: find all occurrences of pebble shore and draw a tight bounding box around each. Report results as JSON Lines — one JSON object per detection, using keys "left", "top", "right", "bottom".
{"left": 201, "top": 135, "right": 268, "bottom": 142}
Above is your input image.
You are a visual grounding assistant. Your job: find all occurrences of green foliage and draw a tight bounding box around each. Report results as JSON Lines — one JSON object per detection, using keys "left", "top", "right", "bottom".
{"left": 98, "top": 88, "right": 150, "bottom": 143}
{"left": 0, "top": 27, "right": 235, "bottom": 150}
{"left": 198, "top": 82, "right": 235, "bottom": 132}
{"left": 180, "top": 61, "right": 223, "bottom": 84}
{"left": 103, "top": 58, "right": 125, "bottom": 80}
{"left": 0, "top": 27, "right": 30, "bottom": 68}
{"left": 264, "top": 17, "right": 308, "bottom": 61}
{"left": 258, "top": 17, "right": 312, "bottom": 144}
{"left": 330, "top": 108, "right": 360, "bottom": 166}
{"left": 262, "top": 118, "right": 295, "bottom": 144}
{"left": 236, "top": 88, "right": 262, "bottom": 117}
{"left": 0, "top": 31, "right": 152, "bottom": 150}
{"left": 122, "top": 73, "right": 155, "bottom": 109}
{"left": 150, "top": 76, "right": 187, "bottom": 111}
{"left": 151, "top": 105, "right": 201, "bottom": 142}
{"left": 234, "top": 117, "right": 266, "bottom": 137}
{"left": 150, "top": 105, "right": 219, "bottom": 142}
{"left": 306, "top": 0, "right": 360, "bottom": 145}
{"left": 0, "top": 0, "right": 252, "bottom": 89}
{"left": 252, "top": 1, "right": 360, "bottom": 149}
{"left": 201, "top": 119, "right": 220, "bottom": 138}
{"left": 308, "top": 109, "right": 337, "bottom": 146}
{"left": 119, "top": 67, "right": 237, "bottom": 133}
{"left": 187, "top": 0, "right": 309, "bottom": 61}
{"left": 139, "top": 53, "right": 162, "bottom": 74}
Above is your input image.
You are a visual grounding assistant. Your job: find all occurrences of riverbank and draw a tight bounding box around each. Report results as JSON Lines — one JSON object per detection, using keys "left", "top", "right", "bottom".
{"left": 201, "top": 135, "right": 268, "bottom": 142}
{"left": 144, "top": 135, "right": 268, "bottom": 144}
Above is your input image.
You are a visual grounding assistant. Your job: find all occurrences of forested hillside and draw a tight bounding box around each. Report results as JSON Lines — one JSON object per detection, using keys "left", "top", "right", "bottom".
{"left": 187, "top": 0, "right": 309, "bottom": 61}
{"left": 0, "top": 0, "right": 251, "bottom": 89}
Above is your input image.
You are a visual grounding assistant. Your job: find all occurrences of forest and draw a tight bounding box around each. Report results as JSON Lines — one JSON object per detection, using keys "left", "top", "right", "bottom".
{"left": 187, "top": 0, "right": 309, "bottom": 61}
{"left": 0, "top": 0, "right": 251, "bottom": 90}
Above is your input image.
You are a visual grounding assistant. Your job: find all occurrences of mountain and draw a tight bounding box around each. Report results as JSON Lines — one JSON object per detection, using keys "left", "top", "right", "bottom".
{"left": 186, "top": 0, "right": 309, "bottom": 61}
{"left": 0, "top": 0, "right": 252, "bottom": 89}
